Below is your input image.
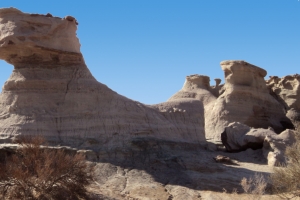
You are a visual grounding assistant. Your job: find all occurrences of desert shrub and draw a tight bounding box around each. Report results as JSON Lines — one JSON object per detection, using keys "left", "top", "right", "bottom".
{"left": 0, "top": 136, "right": 94, "bottom": 200}
{"left": 271, "top": 130, "right": 300, "bottom": 198}
{"left": 240, "top": 173, "right": 267, "bottom": 199}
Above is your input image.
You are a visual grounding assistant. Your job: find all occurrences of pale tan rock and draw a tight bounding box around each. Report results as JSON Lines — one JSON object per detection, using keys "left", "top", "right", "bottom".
{"left": 167, "top": 74, "right": 216, "bottom": 105}
{"left": 0, "top": 8, "right": 80, "bottom": 65}
{"left": 210, "top": 78, "right": 224, "bottom": 97}
{"left": 0, "top": 8, "right": 206, "bottom": 150}
{"left": 267, "top": 75, "right": 300, "bottom": 129}
{"left": 221, "top": 122, "right": 277, "bottom": 152}
{"left": 151, "top": 74, "right": 216, "bottom": 142}
{"left": 263, "top": 129, "right": 296, "bottom": 166}
{"left": 205, "top": 60, "right": 290, "bottom": 141}
{"left": 151, "top": 99, "right": 206, "bottom": 143}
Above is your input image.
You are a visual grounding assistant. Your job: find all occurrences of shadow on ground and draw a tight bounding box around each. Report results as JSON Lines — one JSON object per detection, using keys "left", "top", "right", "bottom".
{"left": 88, "top": 137, "right": 271, "bottom": 198}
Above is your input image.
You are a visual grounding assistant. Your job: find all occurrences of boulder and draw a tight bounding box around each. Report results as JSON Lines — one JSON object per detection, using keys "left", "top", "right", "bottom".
{"left": 205, "top": 60, "right": 291, "bottom": 141}
{"left": 267, "top": 75, "right": 300, "bottom": 129}
{"left": 0, "top": 8, "right": 206, "bottom": 150}
{"left": 263, "top": 129, "right": 296, "bottom": 166}
{"left": 221, "top": 122, "right": 277, "bottom": 152}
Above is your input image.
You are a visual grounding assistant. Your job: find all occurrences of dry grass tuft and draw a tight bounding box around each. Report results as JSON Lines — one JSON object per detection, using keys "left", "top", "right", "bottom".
{"left": 240, "top": 173, "right": 267, "bottom": 200}
{"left": 270, "top": 129, "right": 300, "bottom": 199}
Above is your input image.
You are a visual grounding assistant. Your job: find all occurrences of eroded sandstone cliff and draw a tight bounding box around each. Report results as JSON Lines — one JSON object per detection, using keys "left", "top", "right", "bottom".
{"left": 204, "top": 61, "right": 292, "bottom": 141}
{"left": 0, "top": 8, "right": 206, "bottom": 150}
{"left": 267, "top": 75, "right": 300, "bottom": 129}
{"left": 0, "top": 8, "right": 297, "bottom": 151}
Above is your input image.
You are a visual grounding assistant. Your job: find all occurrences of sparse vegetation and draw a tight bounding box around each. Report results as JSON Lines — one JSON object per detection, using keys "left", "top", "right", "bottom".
{"left": 0, "top": 136, "right": 94, "bottom": 200}
{"left": 271, "top": 130, "right": 300, "bottom": 198}
{"left": 240, "top": 173, "right": 267, "bottom": 199}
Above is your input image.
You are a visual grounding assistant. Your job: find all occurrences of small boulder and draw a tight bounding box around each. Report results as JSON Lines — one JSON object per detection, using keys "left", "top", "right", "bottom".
{"left": 221, "top": 122, "right": 276, "bottom": 152}
{"left": 263, "top": 129, "right": 296, "bottom": 166}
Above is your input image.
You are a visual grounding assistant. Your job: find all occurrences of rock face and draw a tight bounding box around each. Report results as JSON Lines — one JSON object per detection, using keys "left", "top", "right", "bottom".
{"left": 267, "top": 75, "right": 300, "bottom": 129}
{"left": 167, "top": 74, "right": 217, "bottom": 106}
{"left": 221, "top": 122, "right": 277, "bottom": 152}
{"left": 0, "top": 8, "right": 206, "bottom": 150}
{"left": 263, "top": 129, "right": 296, "bottom": 166}
{"left": 205, "top": 60, "right": 291, "bottom": 141}
{"left": 151, "top": 74, "right": 216, "bottom": 142}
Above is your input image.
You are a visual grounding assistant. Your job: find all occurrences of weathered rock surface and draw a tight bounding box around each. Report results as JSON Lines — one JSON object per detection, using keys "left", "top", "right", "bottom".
{"left": 263, "top": 129, "right": 296, "bottom": 166}
{"left": 267, "top": 75, "right": 300, "bottom": 129}
{"left": 2, "top": 8, "right": 300, "bottom": 200}
{"left": 221, "top": 122, "right": 277, "bottom": 152}
{"left": 205, "top": 60, "right": 291, "bottom": 141}
{"left": 167, "top": 74, "right": 217, "bottom": 105}
{"left": 151, "top": 75, "right": 216, "bottom": 142}
{"left": 0, "top": 8, "right": 206, "bottom": 150}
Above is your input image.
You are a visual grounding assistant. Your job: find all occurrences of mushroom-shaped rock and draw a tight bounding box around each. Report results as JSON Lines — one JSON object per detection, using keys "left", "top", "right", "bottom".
{"left": 205, "top": 60, "right": 291, "bottom": 141}
{"left": 221, "top": 122, "right": 277, "bottom": 152}
{"left": 267, "top": 74, "right": 300, "bottom": 129}
{"left": 210, "top": 78, "right": 223, "bottom": 97}
{"left": 214, "top": 78, "right": 221, "bottom": 87}
{"left": 0, "top": 8, "right": 206, "bottom": 150}
{"left": 263, "top": 129, "right": 296, "bottom": 166}
{"left": 168, "top": 74, "right": 217, "bottom": 106}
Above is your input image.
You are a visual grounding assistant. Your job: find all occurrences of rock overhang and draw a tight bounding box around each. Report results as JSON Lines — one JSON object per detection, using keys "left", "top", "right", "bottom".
{"left": 0, "top": 7, "right": 81, "bottom": 66}
{"left": 221, "top": 60, "right": 267, "bottom": 78}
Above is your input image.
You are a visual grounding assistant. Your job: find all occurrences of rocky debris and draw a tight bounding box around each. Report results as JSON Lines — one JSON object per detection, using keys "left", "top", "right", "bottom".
{"left": 0, "top": 8, "right": 206, "bottom": 150}
{"left": 267, "top": 75, "right": 300, "bottom": 129}
{"left": 213, "top": 155, "right": 237, "bottom": 165}
{"left": 221, "top": 122, "right": 277, "bottom": 152}
{"left": 205, "top": 60, "right": 291, "bottom": 141}
{"left": 221, "top": 122, "right": 297, "bottom": 166}
{"left": 263, "top": 129, "right": 296, "bottom": 166}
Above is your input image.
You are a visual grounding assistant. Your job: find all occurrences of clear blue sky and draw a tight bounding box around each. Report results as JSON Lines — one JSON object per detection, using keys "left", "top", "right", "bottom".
{"left": 1, "top": 1, "right": 299, "bottom": 104}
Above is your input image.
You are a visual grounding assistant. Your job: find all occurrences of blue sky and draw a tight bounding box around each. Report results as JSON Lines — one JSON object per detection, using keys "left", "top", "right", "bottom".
{"left": 0, "top": 1, "right": 299, "bottom": 104}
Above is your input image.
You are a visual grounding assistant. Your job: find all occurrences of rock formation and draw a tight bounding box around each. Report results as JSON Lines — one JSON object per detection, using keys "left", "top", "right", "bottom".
{"left": 263, "top": 129, "right": 296, "bottom": 166}
{"left": 1, "top": 8, "right": 300, "bottom": 199}
{"left": 151, "top": 74, "right": 217, "bottom": 142}
{"left": 167, "top": 74, "right": 217, "bottom": 105}
{"left": 0, "top": 8, "right": 206, "bottom": 150}
{"left": 210, "top": 78, "right": 224, "bottom": 97}
{"left": 267, "top": 75, "right": 300, "bottom": 129}
{"left": 221, "top": 122, "right": 277, "bottom": 152}
{"left": 221, "top": 122, "right": 296, "bottom": 165}
{"left": 205, "top": 60, "right": 291, "bottom": 141}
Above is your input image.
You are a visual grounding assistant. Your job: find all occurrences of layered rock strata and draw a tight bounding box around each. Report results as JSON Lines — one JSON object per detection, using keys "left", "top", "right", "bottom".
{"left": 267, "top": 75, "right": 300, "bottom": 129}
{"left": 151, "top": 75, "right": 217, "bottom": 140}
{"left": 0, "top": 8, "right": 206, "bottom": 150}
{"left": 167, "top": 74, "right": 217, "bottom": 105}
{"left": 205, "top": 60, "right": 291, "bottom": 141}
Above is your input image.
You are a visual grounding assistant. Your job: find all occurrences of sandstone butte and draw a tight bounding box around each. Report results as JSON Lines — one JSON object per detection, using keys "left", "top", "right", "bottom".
{"left": 0, "top": 8, "right": 300, "bottom": 199}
